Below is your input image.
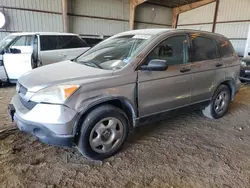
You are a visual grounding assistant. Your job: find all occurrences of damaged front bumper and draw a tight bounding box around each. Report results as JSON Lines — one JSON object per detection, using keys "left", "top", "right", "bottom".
{"left": 9, "top": 94, "right": 78, "bottom": 148}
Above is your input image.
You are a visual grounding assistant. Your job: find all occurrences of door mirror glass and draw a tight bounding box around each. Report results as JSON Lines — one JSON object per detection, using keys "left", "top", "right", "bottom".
{"left": 141, "top": 59, "right": 168, "bottom": 71}
{"left": 9, "top": 48, "right": 21, "bottom": 54}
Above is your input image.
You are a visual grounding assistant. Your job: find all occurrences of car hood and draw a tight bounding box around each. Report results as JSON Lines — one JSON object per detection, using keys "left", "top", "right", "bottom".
{"left": 18, "top": 60, "right": 113, "bottom": 92}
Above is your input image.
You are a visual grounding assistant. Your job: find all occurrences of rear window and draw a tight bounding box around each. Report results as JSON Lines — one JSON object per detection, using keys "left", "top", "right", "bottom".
{"left": 191, "top": 35, "right": 219, "bottom": 62}
{"left": 40, "top": 35, "right": 88, "bottom": 51}
{"left": 215, "top": 38, "right": 235, "bottom": 58}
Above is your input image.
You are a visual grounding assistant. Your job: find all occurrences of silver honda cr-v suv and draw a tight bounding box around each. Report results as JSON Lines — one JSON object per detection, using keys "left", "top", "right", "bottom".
{"left": 9, "top": 29, "right": 241, "bottom": 160}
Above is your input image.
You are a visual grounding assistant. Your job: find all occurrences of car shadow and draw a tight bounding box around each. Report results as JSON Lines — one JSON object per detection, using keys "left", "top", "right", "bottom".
{"left": 0, "top": 83, "right": 15, "bottom": 88}
{"left": 123, "top": 111, "right": 198, "bottom": 151}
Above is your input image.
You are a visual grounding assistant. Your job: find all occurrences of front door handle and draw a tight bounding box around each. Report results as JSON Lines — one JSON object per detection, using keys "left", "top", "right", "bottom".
{"left": 215, "top": 63, "right": 223, "bottom": 67}
{"left": 59, "top": 54, "right": 67, "bottom": 57}
{"left": 180, "top": 68, "right": 191, "bottom": 73}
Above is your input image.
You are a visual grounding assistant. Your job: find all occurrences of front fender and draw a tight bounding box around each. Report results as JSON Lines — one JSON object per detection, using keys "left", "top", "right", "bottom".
{"left": 72, "top": 95, "right": 137, "bottom": 136}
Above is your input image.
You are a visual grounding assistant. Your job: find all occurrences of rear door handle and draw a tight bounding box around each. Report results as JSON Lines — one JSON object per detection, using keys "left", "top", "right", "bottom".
{"left": 180, "top": 68, "right": 191, "bottom": 73}
{"left": 215, "top": 63, "right": 223, "bottom": 67}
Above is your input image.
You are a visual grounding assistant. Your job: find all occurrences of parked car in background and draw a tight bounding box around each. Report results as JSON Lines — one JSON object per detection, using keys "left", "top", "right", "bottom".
{"left": 9, "top": 29, "right": 241, "bottom": 160}
{"left": 0, "top": 32, "right": 90, "bottom": 84}
{"left": 81, "top": 36, "right": 104, "bottom": 47}
{"left": 240, "top": 53, "right": 250, "bottom": 82}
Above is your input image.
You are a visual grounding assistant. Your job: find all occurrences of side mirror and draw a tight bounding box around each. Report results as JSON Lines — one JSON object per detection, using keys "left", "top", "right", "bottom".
{"left": 248, "top": 52, "right": 250, "bottom": 56}
{"left": 140, "top": 59, "right": 168, "bottom": 71}
{"left": 10, "top": 48, "right": 21, "bottom": 54}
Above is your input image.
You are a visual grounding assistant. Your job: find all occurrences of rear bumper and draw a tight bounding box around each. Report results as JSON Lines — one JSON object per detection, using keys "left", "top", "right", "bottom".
{"left": 240, "top": 77, "right": 250, "bottom": 82}
{"left": 0, "top": 66, "right": 8, "bottom": 82}
{"left": 10, "top": 94, "right": 78, "bottom": 148}
{"left": 240, "top": 67, "right": 250, "bottom": 82}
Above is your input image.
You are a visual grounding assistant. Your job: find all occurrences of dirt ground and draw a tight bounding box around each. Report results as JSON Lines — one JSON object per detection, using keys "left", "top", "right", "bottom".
{"left": 1, "top": 85, "right": 250, "bottom": 188}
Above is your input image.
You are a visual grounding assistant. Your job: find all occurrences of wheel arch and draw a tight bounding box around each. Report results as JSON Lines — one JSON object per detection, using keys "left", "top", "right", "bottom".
{"left": 215, "top": 78, "right": 236, "bottom": 100}
{"left": 73, "top": 96, "right": 137, "bottom": 138}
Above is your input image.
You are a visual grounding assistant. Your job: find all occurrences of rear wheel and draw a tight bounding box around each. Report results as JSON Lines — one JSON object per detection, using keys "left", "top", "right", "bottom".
{"left": 202, "top": 85, "right": 231, "bottom": 119}
{"left": 77, "top": 105, "right": 129, "bottom": 160}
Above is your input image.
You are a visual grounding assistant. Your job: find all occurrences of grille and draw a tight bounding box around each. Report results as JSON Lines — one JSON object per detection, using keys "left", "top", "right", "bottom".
{"left": 18, "top": 83, "right": 37, "bottom": 110}
{"left": 19, "top": 85, "right": 28, "bottom": 95}
{"left": 19, "top": 96, "right": 37, "bottom": 110}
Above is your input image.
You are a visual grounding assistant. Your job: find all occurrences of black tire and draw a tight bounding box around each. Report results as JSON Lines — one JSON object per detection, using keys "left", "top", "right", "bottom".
{"left": 77, "top": 105, "right": 129, "bottom": 160}
{"left": 31, "top": 56, "right": 37, "bottom": 69}
{"left": 37, "top": 61, "right": 42, "bottom": 67}
{"left": 202, "top": 84, "right": 231, "bottom": 119}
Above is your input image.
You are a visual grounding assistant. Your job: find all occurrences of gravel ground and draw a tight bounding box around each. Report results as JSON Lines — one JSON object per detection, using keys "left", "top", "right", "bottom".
{"left": 1, "top": 85, "right": 250, "bottom": 188}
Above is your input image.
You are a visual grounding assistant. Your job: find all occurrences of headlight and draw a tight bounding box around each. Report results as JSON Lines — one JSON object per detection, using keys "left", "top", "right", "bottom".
{"left": 16, "top": 82, "right": 20, "bottom": 93}
{"left": 30, "top": 85, "right": 80, "bottom": 104}
{"left": 241, "top": 61, "right": 247, "bottom": 67}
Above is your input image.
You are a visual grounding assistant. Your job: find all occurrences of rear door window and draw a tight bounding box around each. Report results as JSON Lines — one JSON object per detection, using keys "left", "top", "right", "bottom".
{"left": 40, "top": 35, "right": 59, "bottom": 51}
{"left": 58, "top": 36, "right": 88, "bottom": 49}
{"left": 191, "top": 35, "right": 219, "bottom": 62}
{"left": 215, "top": 38, "right": 235, "bottom": 58}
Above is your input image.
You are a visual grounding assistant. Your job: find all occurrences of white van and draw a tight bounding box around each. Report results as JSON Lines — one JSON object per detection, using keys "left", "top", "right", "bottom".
{"left": 0, "top": 32, "right": 90, "bottom": 83}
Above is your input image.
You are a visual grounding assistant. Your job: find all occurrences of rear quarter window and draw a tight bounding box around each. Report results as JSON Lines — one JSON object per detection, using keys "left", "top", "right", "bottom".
{"left": 215, "top": 37, "right": 235, "bottom": 58}
{"left": 58, "top": 36, "right": 88, "bottom": 49}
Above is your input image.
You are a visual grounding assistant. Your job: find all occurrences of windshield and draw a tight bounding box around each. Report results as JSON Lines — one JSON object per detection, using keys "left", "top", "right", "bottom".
{"left": 76, "top": 34, "right": 152, "bottom": 70}
{"left": 0, "top": 35, "right": 17, "bottom": 50}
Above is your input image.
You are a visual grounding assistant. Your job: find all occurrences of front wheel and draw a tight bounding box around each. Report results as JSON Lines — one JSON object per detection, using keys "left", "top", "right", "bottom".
{"left": 31, "top": 56, "right": 37, "bottom": 69}
{"left": 202, "top": 85, "right": 231, "bottom": 119}
{"left": 77, "top": 105, "right": 129, "bottom": 160}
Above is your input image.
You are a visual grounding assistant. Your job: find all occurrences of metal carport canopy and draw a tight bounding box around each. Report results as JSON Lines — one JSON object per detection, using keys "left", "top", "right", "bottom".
{"left": 61, "top": 0, "right": 218, "bottom": 32}
{"left": 129, "top": 0, "right": 217, "bottom": 30}
{"left": 147, "top": 0, "right": 205, "bottom": 8}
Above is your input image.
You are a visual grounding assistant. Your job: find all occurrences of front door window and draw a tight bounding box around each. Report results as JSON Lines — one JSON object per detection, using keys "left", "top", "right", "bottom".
{"left": 146, "top": 35, "right": 189, "bottom": 66}
{"left": 9, "top": 35, "right": 34, "bottom": 54}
